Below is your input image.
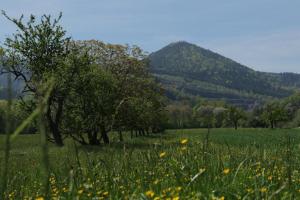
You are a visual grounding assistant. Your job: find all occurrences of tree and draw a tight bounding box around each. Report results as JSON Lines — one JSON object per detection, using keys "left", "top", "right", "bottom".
{"left": 71, "top": 40, "right": 165, "bottom": 143}
{"left": 262, "top": 101, "right": 287, "bottom": 129}
{"left": 226, "top": 106, "right": 245, "bottom": 130}
{"left": 62, "top": 62, "right": 118, "bottom": 145}
{"left": 1, "top": 11, "right": 72, "bottom": 145}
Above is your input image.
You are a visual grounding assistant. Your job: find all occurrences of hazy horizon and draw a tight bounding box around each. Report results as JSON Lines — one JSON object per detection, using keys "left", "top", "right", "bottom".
{"left": 1, "top": 0, "right": 300, "bottom": 73}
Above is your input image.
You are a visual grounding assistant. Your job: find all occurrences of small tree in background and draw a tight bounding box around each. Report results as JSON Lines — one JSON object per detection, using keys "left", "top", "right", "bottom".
{"left": 262, "top": 101, "right": 287, "bottom": 129}
{"left": 226, "top": 106, "right": 245, "bottom": 130}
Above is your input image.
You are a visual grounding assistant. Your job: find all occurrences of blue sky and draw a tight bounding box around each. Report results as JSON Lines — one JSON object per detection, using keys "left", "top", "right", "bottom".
{"left": 1, "top": 0, "right": 300, "bottom": 73}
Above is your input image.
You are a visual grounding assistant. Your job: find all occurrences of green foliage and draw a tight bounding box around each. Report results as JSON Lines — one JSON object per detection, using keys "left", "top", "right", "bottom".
{"left": 1, "top": 14, "right": 166, "bottom": 146}
{"left": 262, "top": 101, "right": 288, "bottom": 128}
{"left": 225, "top": 106, "right": 245, "bottom": 130}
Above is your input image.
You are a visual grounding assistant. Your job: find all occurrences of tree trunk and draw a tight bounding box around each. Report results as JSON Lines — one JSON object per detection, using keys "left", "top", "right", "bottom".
{"left": 130, "top": 130, "right": 133, "bottom": 139}
{"left": 119, "top": 130, "right": 123, "bottom": 142}
{"left": 46, "top": 97, "right": 64, "bottom": 146}
{"left": 88, "top": 130, "right": 100, "bottom": 145}
{"left": 100, "top": 125, "right": 109, "bottom": 144}
{"left": 48, "top": 120, "right": 64, "bottom": 146}
{"left": 234, "top": 121, "right": 238, "bottom": 130}
{"left": 270, "top": 120, "right": 274, "bottom": 129}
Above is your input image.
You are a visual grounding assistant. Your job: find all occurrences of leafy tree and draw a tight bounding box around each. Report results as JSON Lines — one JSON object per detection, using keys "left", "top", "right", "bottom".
{"left": 166, "top": 103, "right": 193, "bottom": 129}
{"left": 1, "top": 12, "right": 76, "bottom": 145}
{"left": 62, "top": 62, "right": 118, "bottom": 145}
{"left": 262, "top": 101, "right": 287, "bottom": 128}
{"left": 72, "top": 40, "right": 165, "bottom": 143}
{"left": 226, "top": 106, "right": 245, "bottom": 130}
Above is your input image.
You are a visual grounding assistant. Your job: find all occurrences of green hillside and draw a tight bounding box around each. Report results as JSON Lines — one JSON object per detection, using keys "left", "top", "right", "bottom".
{"left": 149, "top": 41, "right": 300, "bottom": 107}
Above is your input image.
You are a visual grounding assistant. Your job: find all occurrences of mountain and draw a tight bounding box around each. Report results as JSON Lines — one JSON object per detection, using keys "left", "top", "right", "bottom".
{"left": 148, "top": 41, "right": 300, "bottom": 108}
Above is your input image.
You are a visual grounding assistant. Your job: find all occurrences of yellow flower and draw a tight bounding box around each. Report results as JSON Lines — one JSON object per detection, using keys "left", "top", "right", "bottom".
{"left": 176, "top": 186, "right": 182, "bottom": 192}
{"left": 77, "top": 189, "right": 84, "bottom": 195}
{"left": 268, "top": 175, "right": 272, "bottom": 180}
{"left": 103, "top": 191, "right": 109, "bottom": 197}
{"left": 172, "top": 197, "right": 180, "bottom": 200}
{"left": 246, "top": 188, "right": 253, "bottom": 193}
{"left": 35, "top": 197, "right": 44, "bottom": 200}
{"left": 145, "top": 190, "right": 155, "bottom": 198}
{"left": 260, "top": 187, "right": 267, "bottom": 193}
{"left": 223, "top": 168, "right": 230, "bottom": 175}
{"left": 180, "top": 139, "right": 188, "bottom": 145}
{"left": 154, "top": 197, "right": 160, "bottom": 200}
{"left": 159, "top": 152, "right": 166, "bottom": 158}
{"left": 219, "top": 196, "right": 225, "bottom": 200}
{"left": 181, "top": 147, "right": 187, "bottom": 151}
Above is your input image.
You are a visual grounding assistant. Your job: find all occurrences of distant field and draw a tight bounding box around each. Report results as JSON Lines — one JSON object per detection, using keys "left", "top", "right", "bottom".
{"left": 1, "top": 128, "right": 300, "bottom": 199}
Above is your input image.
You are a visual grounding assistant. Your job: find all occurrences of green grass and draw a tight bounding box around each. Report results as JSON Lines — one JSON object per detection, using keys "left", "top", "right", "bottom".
{"left": 1, "top": 128, "right": 300, "bottom": 199}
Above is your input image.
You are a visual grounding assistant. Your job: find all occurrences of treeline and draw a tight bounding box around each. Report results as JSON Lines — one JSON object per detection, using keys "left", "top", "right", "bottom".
{"left": 0, "top": 12, "right": 166, "bottom": 146}
{"left": 165, "top": 92, "right": 300, "bottom": 130}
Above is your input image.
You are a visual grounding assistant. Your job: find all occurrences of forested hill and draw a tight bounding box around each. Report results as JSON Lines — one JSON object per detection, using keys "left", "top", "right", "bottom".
{"left": 148, "top": 41, "right": 300, "bottom": 107}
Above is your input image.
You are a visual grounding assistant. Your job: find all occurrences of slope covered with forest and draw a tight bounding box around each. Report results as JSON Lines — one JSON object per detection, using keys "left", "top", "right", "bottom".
{"left": 149, "top": 41, "right": 300, "bottom": 107}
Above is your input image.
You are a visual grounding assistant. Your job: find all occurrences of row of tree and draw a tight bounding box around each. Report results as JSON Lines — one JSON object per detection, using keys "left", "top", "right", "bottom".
{"left": 0, "top": 12, "right": 166, "bottom": 146}
{"left": 166, "top": 92, "right": 300, "bottom": 130}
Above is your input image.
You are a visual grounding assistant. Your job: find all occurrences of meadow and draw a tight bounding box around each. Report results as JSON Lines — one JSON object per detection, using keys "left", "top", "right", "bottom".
{"left": 1, "top": 128, "right": 300, "bottom": 199}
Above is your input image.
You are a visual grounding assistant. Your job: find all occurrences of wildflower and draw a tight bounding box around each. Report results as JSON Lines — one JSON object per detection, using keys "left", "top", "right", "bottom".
{"left": 181, "top": 147, "right": 187, "bottom": 151}
{"left": 172, "top": 197, "right": 180, "bottom": 200}
{"left": 268, "top": 175, "right": 272, "bottom": 180}
{"left": 176, "top": 186, "right": 182, "bottom": 192}
{"left": 159, "top": 152, "right": 166, "bottom": 158}
{"left": 219, "top": 196, "right": 225, "bottom": 200}
{"left": 246, "top": 188, "right": 253, "bottom": 193}
{"left": 223, "top": 168, "right": 230, "bottom": 175}
{"left": 145, "top": 190, "right": 155, "bottom": 198}
{"left": 77, "top": 189, "right": 84, "bottom": 195}
{"left": 103, "top": 191, "right": 109, "bottom": 197}
{"left": 260, "top": 187, "right": 267, "bottom": 193}
{"left": 154, "top": 197, "right": 160, "bottom": 200}
{"left": 180, "top": 139, "right": 188, "bottom": 145}
{"left": 35, "top": 197, "right": 44, "bottom": 200}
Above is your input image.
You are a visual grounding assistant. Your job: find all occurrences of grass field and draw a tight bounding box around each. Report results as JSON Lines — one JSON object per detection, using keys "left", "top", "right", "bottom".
{"left": 1, "top": 128, "right": 300, "bottom": 199}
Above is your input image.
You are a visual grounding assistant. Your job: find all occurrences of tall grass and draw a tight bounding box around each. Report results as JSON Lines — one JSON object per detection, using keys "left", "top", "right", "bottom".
{"left": 0, "top": 128, "right": 300, "bottom": 199}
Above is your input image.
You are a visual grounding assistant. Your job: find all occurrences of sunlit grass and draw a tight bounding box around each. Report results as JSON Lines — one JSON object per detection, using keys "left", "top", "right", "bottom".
{"left": 1, "top": 128, "right": 300, "bottom": 199}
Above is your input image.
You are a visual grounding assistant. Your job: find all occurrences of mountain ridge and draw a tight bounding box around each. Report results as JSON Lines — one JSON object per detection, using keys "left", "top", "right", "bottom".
{"left": 148, "top": 41, "right": 300, "bottom": 107}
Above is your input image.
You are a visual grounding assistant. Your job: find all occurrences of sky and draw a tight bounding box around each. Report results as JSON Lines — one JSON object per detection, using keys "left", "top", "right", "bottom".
{"left": 1, "top": 0, "right": 300, "bottom": 73}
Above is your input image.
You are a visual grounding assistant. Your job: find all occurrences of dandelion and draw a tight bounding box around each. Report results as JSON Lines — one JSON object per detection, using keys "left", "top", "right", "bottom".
{"left": 159, "top": 152, "right": 166, "bottom": 158}
{"left": 77, "top": 189, "right": 84, "bottom": 195}
{"left": 246, "top": 188, "right": 253, "bottom": 193}
{"left": 176, "top": 186, "right": 182, "bottom": 192}
{"left": 181, "top": 147, "right": 187, "bottom": 151}
{"left": 219, "top": 196, "right": 225, "bottom": 200}
{"left": 260, "top": 187, "right": 267, "bottom": 193}
{"left": 146, "top": 190, "right": 155, "bottom": 198}
{"left": 180, "top": 139, "right": 188, "bottom": 145}
{"left": 223, "top": 168, "right": 230, "bottom": 175}
{"left": 103, "top": 191, "right": 109, "bottom": 197}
